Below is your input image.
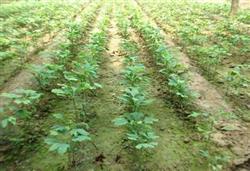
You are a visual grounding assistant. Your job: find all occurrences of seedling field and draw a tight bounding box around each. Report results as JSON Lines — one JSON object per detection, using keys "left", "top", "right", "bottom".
{"left": 0, "top": 0, "right": 249, "bottom": 170}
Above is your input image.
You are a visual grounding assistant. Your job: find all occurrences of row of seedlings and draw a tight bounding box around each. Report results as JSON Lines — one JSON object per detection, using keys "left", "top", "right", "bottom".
{"left": 129, "top": 5, "right": 195, "bottom": 109}
{"left": 0, "top": 0, "right": 89, "bottom": 87}
{"left": 124, "top": 1, "right": 231, "bottom": 170}
{"left": 129, "top": 0, "right": 234, "bottom": 139}
{"left": 44, "top": 3, "right": 111, "bottom": 168}
{"left": 137, "top": 0, "right": 250, "bottom": 117}
{"left": 0, "top": 0, "right": 102, "bottom": 164}
{"left": 136, "top": 0, "right": 249, "bottom": 93}
{"left": 113, "top": 7, "right": 158, "bottom": 169}
{"left": 31, "top": 0, "right": 102, "bottom": 91}
{"left": 0, "top": 0, "right": 88, "bottom": 61}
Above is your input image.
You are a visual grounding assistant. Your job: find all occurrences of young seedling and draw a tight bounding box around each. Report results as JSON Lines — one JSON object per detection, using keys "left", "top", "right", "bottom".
{"left": 168, "top": 74, "right": 194, "bottom": 103}
{"left": 120, "top": 87, "right": 152, "bottom": 112}
{"left": 55, "top": 44, "right": 72, "bottom": 65}
{"left": 87, "top": 32, "right": 107, "bottom": 61}
{"left": 123, "top": 64, "right": 146, "bottom": 86}
{"left": 113, "top": 111, "right": 158, "bottom": 150}
{"left": 45, "top": 113, "right": 91, "bottom": 168}
{"left": 121, "top": 40, "right": 139, "bottom": 56}
{"left": 199, "top": 150, "right": 230, "bottom": 171}
{"left": 225, "top": 65, "right": 249, "bottom": 95}
{"left": 66, "top": 22, "right": 83, "bottom": 54}
{"left": 0, "top": 89, "right": 42, "bottom": 128}
{"left": 0, "top": 89, "right": 42, "bottom": 146}
{"left": 31, "top": 63, "right": 64, "bottom": 90}
{"left": 124, "top": 55, "right": 138, "bottom": 65}
{"left": 188, "top": 112, "right": 216, "bottom": 140}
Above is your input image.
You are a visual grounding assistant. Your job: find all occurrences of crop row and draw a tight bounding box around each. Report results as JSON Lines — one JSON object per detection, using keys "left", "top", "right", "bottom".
{"left": 125, "top": 2, "right": 194, "bottom": 107}
{"left": 137, "top": 0, "right": 249, "bottom": 104}
{"left": 122, "top": 1, "right": 231, "bottom": 169}
{"left": 112, "top": 4, "right": 158, "bottom": 168}
{"left": 116, "top": 12, "right": 158, "bottom": 149}
{"left": 0, "top": 0, "right": 101, "bottom": 147}
{"left": 0, "top": 0, "right": 88, "bottom": 62}
{"left": 126, "top": 0, "right": 213, "bottom": 141}
{"left": 0, "top": 0, "right": 89, "bottom": 88}
{"left": 0, "top": 1, "right": 111, "bottom": 168}
{"left": 44, "top": 5, "right": 111, "bottom": 168}
{"left": 31, "top": 1, "right": 103, "bottom": 92}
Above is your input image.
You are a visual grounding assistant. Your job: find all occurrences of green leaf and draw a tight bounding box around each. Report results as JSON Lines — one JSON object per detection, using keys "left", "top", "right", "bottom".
{"left": 51, "top": 89, "right": 66, "bottom": 97}
{"left": 113, "top": 117, "right": 128, "bottom": 126}
{"left": 57, "top": 143, "right": 70, "bottom": 154}
{"left": 63, "top": 72, "right": 78, "bottom": 82}
{"left": 128, "top": 112, "right": 144, "bottom": 121}
{"left": 8, "top": 117, "right": 16, "bottom": 125}
{"left": 49, "top": 143, "right": 70, "bottom": 154}
{"left": 135, "top": 142, "right": 158, "bottom": 149}
{"left": 147, "top": 132, "right": 159, "bottom": 140}
{"left": 1, "top": 119, "right": 8, "bottom": 128}
{"left": 199, "top": 150, "right": 209, "bottom": 158}
{"left": 15, "top": 99, "right": 30, "bottom": 105}
{"left": 49, "top": 143, "right": 59, "bottom": 151}
{"left": 188, "top": 112, "right": 201, "bottom": 118}
{"left": 127, "top": 133, "right": 138, "bottom": 141}
{"left": 1, "top": 93, "right": 19, "bottom": 99}
{"left": 1, "top": 117, "right": 16, "bottom": 128}
{"left": 50, "top": 130, "right": 59, "bottom": 136}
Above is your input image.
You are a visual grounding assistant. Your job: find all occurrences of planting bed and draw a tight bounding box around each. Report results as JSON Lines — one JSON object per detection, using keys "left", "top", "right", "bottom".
{"left": 0, "top": 0, "right": 249, "bottom": 170}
